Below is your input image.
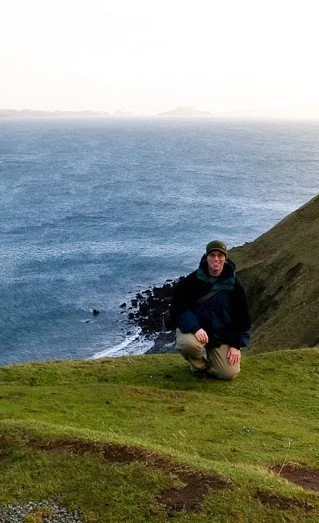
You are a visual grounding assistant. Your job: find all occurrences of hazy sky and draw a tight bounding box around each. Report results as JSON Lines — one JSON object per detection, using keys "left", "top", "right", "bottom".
{"left": 1, "top": 0, "right": 319, "bottom": 115}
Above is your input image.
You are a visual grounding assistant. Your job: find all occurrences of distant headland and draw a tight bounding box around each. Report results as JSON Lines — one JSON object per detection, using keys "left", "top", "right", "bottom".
{"left": 0, "top": 107, "right": 212, "bottom": 118}
{"left": 157, "top": 106, "right": 213, "bottom": 117}
{"left": 0, "top": 109, "right": 132, "bottom": 118}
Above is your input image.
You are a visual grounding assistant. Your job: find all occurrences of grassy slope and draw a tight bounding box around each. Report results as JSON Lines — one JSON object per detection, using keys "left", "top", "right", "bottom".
{"left": 230, "top": 194, "right": 319, "bottom": 352}
{"left": 0, "top": 349, "right": 319, "bottom": 521}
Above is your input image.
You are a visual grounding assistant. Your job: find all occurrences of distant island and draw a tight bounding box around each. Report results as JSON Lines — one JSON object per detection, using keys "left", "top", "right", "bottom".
{"left": 157, "top": 106, "right": 213, "bottom": 117}
{"left": 0, "top": 107, "right": 212, "bottom": 118}
{"left": 0, "top": 109, "right": 132, "bottom": 118}
{"left": 157, "top": 105, "right": 319, "bottom": 119}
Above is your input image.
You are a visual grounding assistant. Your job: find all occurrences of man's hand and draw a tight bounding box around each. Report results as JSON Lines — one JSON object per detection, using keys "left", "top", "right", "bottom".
{"left": 194, "top": 328, "right": 209, "bottom": 344}
{"left": 227, "top": 347, "right": 241, "bottom": 366}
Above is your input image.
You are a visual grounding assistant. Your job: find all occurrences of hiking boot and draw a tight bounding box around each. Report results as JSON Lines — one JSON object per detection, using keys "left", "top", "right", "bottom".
{"left": 189, "top": 367, "right": 210, "bottom": 379}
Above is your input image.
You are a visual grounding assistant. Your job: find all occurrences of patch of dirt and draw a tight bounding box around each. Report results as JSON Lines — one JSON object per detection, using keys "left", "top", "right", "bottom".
{"left": 31, "top": 437, "right": 231, "bottom": 513}
{"left": 255, "top": 489, "right": 315, "bottom": 511}
{"left": 35, "top": 439, "right": 167, "bottom": 464}
{"left": 36, "top": 439, "right": 104, "bottom": 456}
{"left": 272, "top": 464, "right": 319, "bottom": 492}
{"left": 158, "top": 469, "right": 230, "bottom": 514}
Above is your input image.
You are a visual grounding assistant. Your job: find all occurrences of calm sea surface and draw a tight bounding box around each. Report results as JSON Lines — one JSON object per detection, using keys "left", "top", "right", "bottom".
{"left": 0, "top": 118, "right": 318, "bottom": 365}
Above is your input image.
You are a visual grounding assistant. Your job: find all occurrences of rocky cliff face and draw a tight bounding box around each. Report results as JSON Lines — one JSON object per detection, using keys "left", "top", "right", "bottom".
{"left": 128, "top": 194, "right": 319, "bottom": 354}
{"left": 231, "top": 193, "right": 319, "bottom": 352}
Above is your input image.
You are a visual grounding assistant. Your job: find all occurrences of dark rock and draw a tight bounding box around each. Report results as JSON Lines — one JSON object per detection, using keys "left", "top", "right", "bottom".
{"left": 92, "top": 309, "right": 100, "bottom": 315}
{"left": 123, "top": 277, "right": 183, "bottom": 354}
{"left": 120, "top": 303, "right": 126, "bottom": 308}
{"left": 120, "top": 276, "right": 188, "bottom": 354}
{"left": 139, "top": 303, "right": 149, "bottom": 316}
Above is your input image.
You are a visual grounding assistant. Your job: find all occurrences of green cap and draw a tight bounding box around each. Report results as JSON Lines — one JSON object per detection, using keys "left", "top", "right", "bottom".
{"left": 206, "top": 240, "right": 228, "bottom": 257}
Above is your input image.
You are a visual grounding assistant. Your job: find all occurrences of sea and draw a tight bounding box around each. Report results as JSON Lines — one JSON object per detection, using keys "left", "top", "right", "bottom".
{"left": 0, "top": 117, "right": 318, "bottom": 366}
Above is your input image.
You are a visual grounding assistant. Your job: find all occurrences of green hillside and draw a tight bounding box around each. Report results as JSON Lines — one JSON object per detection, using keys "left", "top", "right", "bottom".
{"left": 0, "top": 350, "right": 318, "bottom": 521}
{"left": 231, "top": 194, "right": 319, "bottom": 352}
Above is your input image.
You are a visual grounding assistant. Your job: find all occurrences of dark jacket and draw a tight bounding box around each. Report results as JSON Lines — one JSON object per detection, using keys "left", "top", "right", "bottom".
{"left": 171, "top": 258, "right": 251, "bottom": 349}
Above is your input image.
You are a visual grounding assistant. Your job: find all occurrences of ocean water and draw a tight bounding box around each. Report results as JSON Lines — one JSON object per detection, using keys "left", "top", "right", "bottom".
{"left": 0, "top": 117, "right": 318, "bottom": 365}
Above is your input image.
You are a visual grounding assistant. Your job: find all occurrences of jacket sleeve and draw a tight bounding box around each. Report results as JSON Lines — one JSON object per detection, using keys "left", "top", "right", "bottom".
{"left": 176, "top": 309, "right": 201, "bottom": 334}
{"left": 171, "top": 275, "right": 200, "bottom": 334}
{"left": 229, "top": 279, "right": 251, "bottom": 348}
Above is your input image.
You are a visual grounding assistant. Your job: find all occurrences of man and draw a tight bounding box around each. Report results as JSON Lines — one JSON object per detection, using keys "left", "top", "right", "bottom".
{"left": 171, "top": 240, "right": 251, "bottom": 379}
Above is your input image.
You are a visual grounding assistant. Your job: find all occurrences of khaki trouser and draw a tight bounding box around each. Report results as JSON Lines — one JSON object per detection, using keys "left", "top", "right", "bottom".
{"left": 175, "top": 328, "right": 240, "bottom": 380}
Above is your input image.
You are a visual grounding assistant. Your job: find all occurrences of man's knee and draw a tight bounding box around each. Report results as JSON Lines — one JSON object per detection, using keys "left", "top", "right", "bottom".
{"left": 175, "top": 329, "right": 205, "bottom": 359}
{"left": 213, "top": 366, "right": 240, "bottom": 381}
{"left": 207, "top": 344, "right": 241, "bottom": 380}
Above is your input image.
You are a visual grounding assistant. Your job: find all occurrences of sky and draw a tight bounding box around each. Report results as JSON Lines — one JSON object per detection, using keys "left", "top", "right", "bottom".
{"left": 1, "top": 0, "right": 319, "bottom": 116}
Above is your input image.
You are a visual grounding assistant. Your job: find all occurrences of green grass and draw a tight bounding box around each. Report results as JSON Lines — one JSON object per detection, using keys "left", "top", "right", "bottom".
{"left": 0, "top": 348, "right": 318, "bottom": 521}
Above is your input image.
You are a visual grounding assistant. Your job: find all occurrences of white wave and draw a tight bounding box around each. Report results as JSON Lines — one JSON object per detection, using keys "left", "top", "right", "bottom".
{"left": 90, "top": 330, "right": 154, "bottom": 359}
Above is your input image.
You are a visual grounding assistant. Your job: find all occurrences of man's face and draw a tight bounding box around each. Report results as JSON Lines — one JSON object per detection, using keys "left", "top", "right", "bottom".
{"left": 207, "top": 250, "right": 226, "bottom": 276}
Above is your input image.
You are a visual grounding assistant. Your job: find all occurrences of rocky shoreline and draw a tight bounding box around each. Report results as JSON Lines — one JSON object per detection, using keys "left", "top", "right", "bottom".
{"left": 120, "top": 278, "right": 184, "bottom": 354}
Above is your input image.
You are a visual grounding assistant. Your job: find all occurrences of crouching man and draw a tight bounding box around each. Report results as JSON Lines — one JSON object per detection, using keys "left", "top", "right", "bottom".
{"left": 171, "top": 240, "right": 251, "bottom": 380}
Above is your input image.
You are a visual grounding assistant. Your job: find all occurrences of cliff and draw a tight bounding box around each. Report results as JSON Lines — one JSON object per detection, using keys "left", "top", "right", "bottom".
{"left": 232, "top": 193, "right": 319, "bottom": 352}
